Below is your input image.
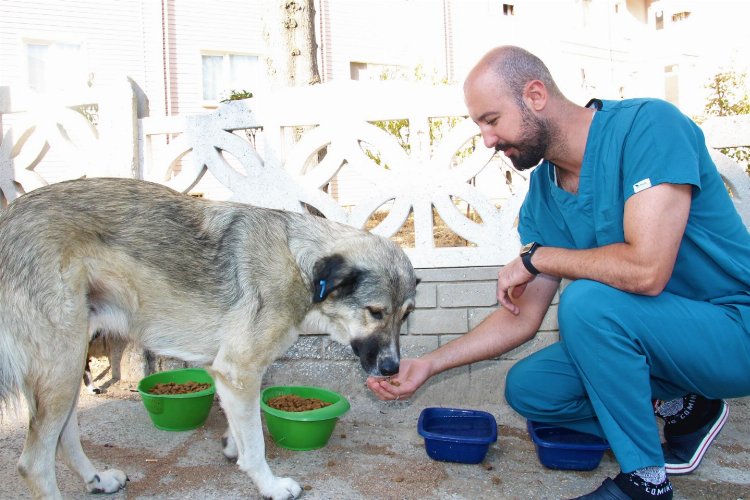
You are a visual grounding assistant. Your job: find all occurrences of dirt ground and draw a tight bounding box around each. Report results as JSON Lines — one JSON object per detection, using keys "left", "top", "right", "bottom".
{"left": 1, "top": 366, "right": 748, "bottom": 499}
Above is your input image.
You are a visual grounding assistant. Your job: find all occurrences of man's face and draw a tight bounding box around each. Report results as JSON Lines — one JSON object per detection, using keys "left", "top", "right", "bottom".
{"left": 465, "top": 73, "right": 550, "bottom": 171}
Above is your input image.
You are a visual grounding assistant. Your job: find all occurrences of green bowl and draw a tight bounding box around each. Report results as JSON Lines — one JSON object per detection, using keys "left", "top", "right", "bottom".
{"left": 260, "top": 385, "right": 351, "bottom": 450}
{"left": 137, "top": 368, "right": 216, "bottom": 431}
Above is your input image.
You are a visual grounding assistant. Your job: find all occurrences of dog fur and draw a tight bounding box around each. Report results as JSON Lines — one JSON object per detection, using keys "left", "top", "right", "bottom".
{"left": 0, "top": 177, "right": 417, "bottom": 499}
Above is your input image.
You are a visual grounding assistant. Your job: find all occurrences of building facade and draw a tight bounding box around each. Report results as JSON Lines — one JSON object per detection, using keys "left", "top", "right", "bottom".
{"left": 2, "top": 0, "right": 750, "bottom": 121}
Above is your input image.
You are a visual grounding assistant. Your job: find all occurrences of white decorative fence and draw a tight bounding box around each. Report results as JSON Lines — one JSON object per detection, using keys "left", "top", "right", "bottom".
{"left": 2, "top": 79, "right": 748, "bottom": 268}
{"left": 1, "top": 79, "right": 526, "bottom": 269}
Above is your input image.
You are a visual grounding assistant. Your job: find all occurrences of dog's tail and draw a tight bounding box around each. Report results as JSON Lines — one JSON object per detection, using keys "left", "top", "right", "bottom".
{"left": 0, "top": 331, "right": 28, "bottom": 415}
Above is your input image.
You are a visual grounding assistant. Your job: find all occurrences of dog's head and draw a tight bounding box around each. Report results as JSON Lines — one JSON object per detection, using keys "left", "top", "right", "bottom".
{"left": 306, "top": 236, "right": 418, "bottom": 377}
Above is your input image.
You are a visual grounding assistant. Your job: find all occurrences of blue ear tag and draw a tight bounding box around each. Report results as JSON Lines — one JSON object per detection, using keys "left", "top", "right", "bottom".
{"left": 318, "top": 279, "right": 327, "bottom": 299}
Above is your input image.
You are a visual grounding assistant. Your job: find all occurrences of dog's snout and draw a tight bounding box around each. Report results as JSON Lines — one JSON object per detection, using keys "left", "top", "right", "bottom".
{"left": 379, "top": 357, "right": 399, "bottom": 377}
{"left": 351, "top": 336, "right": 400, "bottom": 376}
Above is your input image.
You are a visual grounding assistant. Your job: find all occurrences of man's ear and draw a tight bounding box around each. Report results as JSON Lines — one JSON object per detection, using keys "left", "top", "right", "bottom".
{"left": 312, "top": 254, "right": 363, "bottom": 303}
{"left": 524, "top": 79, "right": 547, "bottom": 111}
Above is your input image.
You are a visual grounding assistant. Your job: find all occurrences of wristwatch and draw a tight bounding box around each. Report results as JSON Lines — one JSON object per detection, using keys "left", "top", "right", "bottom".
{"left": 519, "top": 242, "right": 542, "bottom": 275}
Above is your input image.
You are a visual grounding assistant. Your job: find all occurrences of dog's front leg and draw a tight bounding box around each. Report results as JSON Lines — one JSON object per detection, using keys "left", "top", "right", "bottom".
{"left": 212, "top": 372, "right": 301, "bottom": 500}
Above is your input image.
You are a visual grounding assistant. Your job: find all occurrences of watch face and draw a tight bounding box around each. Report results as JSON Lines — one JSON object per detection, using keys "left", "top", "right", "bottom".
{"left": 520, "top": 242, "right": 534, "bottom": 255}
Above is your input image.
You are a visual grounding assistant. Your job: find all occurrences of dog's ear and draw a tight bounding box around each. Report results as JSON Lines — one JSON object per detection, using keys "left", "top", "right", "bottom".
{"left": 312, "top": 254, "right": 363, "bottom": 303}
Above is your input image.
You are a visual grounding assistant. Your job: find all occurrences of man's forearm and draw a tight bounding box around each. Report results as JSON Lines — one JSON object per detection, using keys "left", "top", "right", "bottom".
{"left": 530, "top": 243, "right": 669, "bottom": 296}
{"left": 527, "top": 183, "right": 691, "bottom": 295}
{"left": 422, "top": 274, "right": 559, "bottom": 376}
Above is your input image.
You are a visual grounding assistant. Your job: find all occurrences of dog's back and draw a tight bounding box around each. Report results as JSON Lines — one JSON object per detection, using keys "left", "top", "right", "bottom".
{"left": 0, "top": 178, "right": 242, "bottom": 404}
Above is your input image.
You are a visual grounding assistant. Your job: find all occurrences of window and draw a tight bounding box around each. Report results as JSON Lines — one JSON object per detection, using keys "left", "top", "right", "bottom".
{"left": 201, "top": 53, "right": 260, "bottom": 101}
{"left": 502, "top": 3, "right": 514, "bottom": 16}
{"left": 26, "top": 41, "right": 85, "bottom": 92}
{"left": 350, "top": 62, "right": 408, "bottom": 81}
{"left": 672, "top": 11, "right": 691, "bottom": 22}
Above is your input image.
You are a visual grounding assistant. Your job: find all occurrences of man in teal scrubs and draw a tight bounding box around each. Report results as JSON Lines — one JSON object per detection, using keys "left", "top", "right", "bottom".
{"left": 367, "top": 46, "right": 750, "bottom": 499}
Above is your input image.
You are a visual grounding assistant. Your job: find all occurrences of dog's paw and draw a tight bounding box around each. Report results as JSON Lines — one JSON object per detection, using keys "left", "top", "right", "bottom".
{"left": 260, "top": 476, "right": 302, "bottom": 500}
{"left": 86, "top": 468, "right": 128, "bottom": 494}
{"left": 221, "top": 429, "right": 238, "bottom": 461}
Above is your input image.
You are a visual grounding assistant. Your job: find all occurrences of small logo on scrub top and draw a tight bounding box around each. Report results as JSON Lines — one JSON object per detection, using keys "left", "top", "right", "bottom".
{"left": 633, "top": 178, "right": 652, "bottom": 193}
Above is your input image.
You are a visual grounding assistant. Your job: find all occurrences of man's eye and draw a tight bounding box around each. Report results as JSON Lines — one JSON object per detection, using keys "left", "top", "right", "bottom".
{"left": 368, "top": 308, "right": 384, "bottom": 320}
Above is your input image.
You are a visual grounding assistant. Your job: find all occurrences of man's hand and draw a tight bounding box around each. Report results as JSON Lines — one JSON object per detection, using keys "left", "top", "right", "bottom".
{"left": 496, "top": 256, "right": 536, "bottom": 315}
{"left": 366, "top": 358, "right": 432, "bottom": 401}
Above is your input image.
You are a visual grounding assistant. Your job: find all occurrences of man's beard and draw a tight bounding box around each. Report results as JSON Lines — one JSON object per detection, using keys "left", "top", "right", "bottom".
{"left": 496, "top": 105, "right": 551, "bottom": 171}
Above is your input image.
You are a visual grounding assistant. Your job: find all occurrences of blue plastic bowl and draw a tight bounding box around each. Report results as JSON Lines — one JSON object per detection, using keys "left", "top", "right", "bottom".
{"left": 418, "top": 407, "right": 498, "bottom": 464}
{"left": 527, "top": 420, "right": 610, "bottom": 471}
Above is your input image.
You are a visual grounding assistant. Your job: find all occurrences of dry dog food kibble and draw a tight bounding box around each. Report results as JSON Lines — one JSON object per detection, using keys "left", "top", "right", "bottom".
{"left": 267, "top": 394, "right": 332, "bottom": 412}
{"left": 149, "top": 381, "right": 211, "bottom": 395}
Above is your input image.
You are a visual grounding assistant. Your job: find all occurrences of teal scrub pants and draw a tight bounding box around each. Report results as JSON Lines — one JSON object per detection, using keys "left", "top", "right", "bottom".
{"left": 505, "top": 279, "right": 750, "bottom": 473}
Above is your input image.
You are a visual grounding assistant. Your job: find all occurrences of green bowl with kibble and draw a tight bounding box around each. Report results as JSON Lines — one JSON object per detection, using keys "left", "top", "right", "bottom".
{"left": 137, "top": 368, "right": 216, "bottom": 431}
{"left": 260, "top": 385, "right": 350, "bottom": 450}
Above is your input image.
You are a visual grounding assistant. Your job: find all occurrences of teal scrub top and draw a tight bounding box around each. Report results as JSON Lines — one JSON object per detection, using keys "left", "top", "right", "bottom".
{"left": 518, "top": 98, "right": 750, "bottom": 316}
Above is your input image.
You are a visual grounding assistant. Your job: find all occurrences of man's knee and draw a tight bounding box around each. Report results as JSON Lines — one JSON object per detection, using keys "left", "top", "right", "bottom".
{"left": 505, "top": 349, "right": 568, "bottom": 418}
{"left": 505, "top": 351, "right": 591, "bottom": 422}
{"left": 505, "top": 357, "right": 537, "bottom": 417}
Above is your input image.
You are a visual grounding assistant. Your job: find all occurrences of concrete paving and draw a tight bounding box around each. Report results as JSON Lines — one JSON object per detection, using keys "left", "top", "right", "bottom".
{"left": 1, "top": 382, "right": 748, "bottom": 499}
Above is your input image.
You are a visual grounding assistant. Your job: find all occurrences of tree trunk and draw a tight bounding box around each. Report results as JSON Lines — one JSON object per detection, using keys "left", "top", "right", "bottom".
{"left": 263, "top": 0, "right": 321, "bottom": 89}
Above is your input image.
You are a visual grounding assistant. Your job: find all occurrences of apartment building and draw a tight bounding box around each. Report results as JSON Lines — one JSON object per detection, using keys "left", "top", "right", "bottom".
{"left": 2, "top": 0, "right": 749, "bottom": 121}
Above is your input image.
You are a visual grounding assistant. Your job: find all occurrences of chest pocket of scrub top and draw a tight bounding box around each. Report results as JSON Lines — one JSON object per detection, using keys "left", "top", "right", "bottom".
{"left": 595, "top": 204, "right": 625, "bottom": 246}
{"left": 590, "top": 166, "right": 626, "bottom": 246}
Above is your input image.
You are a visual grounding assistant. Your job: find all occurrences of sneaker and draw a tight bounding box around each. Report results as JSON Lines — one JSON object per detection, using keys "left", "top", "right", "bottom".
{"left": 573, "top": 478, "right": 632, "bottom": 499}
{"left": 663, "top": 399, "right": 728, "bottom": 475}
{"left": 573, "top": 476, "right": 673, "bottom": 500}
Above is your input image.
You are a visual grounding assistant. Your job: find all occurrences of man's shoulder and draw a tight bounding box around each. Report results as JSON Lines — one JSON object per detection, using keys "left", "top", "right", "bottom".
{"left": 598, "top": 98, "right": 689, "bottom": 133}
{"left": 601, "top": 98, "right": 682, "bottom": 116}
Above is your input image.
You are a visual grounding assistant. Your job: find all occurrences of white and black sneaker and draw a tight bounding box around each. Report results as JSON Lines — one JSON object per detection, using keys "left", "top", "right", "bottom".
{"left": 662, "top": 399, "right": 728, "bottom": 475}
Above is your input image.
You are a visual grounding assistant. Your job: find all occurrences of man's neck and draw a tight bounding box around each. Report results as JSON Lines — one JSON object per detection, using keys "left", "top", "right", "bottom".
{"left": 545, "top": 103, "right": 596, "bottom": 176}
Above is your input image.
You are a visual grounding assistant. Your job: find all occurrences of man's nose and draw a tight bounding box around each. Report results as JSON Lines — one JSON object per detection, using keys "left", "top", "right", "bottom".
{"left": 481, "top": 131, "right": 497, "bottom": 149}
{"left": 477, "top": 124, "right": 497, "bottom": 149}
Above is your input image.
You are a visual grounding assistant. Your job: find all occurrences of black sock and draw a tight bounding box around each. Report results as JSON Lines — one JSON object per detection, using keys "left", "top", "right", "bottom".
{"left": 613, "top": 470, "right": 673, "bottom": 500}
{"left": 657, "top": 394, "right": 719, "bottom": 435}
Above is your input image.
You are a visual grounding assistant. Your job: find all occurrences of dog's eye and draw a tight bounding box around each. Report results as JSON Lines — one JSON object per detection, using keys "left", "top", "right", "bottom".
{"left": 367, "top": 307, "right": 384, "bottom": 320}
{"left": 402, "top": 310, "right": 412, "bottom": 322}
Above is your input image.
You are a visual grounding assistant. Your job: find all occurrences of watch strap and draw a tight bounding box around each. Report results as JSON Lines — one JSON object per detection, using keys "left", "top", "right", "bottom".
{"left": 521, "top": 242, "right": 541, "bottom": 275}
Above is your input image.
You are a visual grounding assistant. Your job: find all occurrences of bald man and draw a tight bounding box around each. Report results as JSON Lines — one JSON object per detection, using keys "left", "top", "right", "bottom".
{"left": 368, "top": 46, "right": 750, "bottom": 499}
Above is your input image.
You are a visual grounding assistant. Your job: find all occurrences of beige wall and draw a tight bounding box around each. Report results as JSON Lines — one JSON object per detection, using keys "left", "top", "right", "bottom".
{"left": 161, "top": 0, "right": 266, "bottom": 115}
{"left": 2, "top": 0, "right": 749, "bottom": 122}
{"left": 0, "top": 0, "right": 162, "bottom": 104}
